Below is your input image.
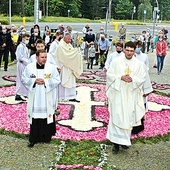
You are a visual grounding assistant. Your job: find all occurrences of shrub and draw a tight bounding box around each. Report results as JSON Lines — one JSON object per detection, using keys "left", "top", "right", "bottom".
{"left": 0, "top": 18, "right": 9, "bottom": 25}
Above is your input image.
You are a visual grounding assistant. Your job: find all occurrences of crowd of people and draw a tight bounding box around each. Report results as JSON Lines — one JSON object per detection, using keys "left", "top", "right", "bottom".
{"left": 0, "top": 22, "right": 168, "bottom": 152}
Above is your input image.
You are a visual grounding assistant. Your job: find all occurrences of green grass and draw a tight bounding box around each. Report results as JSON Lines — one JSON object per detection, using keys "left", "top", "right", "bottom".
{"left": 1, "top": 15, "right": 170, "bottom": 26}
{"left": 109, "top": 19, "right": 149, "bottom": 25}
{"left": 40, "top": 16, "right": 100, "bottom": 23}
{"left": 0, "top": 16, "right": 101, "bottom": 24}
{"left": 0, "top": 127, "right": 170, "bottom": 170}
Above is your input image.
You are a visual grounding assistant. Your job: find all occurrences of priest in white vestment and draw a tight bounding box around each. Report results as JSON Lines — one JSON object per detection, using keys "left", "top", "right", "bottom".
{"left": 55, "top": 32, "right": 83, "bottom": 102}
{"left": 106, "top": 41, "right": 146, "bottom": 153}
{"left": 22, "top": 49, "right": 61, "bottom": 147}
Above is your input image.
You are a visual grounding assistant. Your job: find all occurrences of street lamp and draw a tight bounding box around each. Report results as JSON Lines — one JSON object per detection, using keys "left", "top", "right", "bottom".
{"left": 101, "top": 7, "right": 109, "bottom": 36}
{"left": 108, "top": 0, "right": 112, "bottom": 22}
{"left": 156, "top": 0, "right": 159, "bottom": 8}
{"left": 9, "top": 0, "right": 11, "bottom": 25}
{"left": 46, "top": 0, "right": 48, "bottom": 16}
{"left": 131, "top": 6, "right": 136, "bottom": 20}
{"left": 152, "top": 1, "right": 159, "bottom": 38}
{"left": 34, "top": 0, "right": 39, "bottom": 24}
{"left": 143, "top": 9, "right": 147, "bottom": 23}
{"left": 68, "top": 9, "right": 70, "bottom": 18}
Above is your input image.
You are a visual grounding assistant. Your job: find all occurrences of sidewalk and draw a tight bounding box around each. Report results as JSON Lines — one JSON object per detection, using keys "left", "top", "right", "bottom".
{"left": 0, "top": 62, "right": 16, "bottom": 87}
{"left": 1, "top": 50, "right": 170, "bottom": 93}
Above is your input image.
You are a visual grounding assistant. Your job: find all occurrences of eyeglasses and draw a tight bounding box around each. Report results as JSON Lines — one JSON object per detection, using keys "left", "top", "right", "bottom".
{"left": 125, "top": 49, "right": 134, "bottom": 53}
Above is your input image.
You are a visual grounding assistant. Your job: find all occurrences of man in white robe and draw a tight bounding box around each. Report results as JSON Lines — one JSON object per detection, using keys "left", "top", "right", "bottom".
{"left": 29, "top": 39, "right": 60, "bottom": 113}
{"left": 29, "top": 39, "right": 56, "bottom": 65}
{"left": 104, "top": 42, "right": 124, "bottom": 72}
{"left": 132, "top": 40, "right": 153, "bottom": 134}
{"left": 22, "top": 49, "right": 60, "bottom": 147}
{"left": 15, "top": 34, "right": 30, "bottom": 101}
{"left": 134, "top": 40, "right": 149, "bottom": 70}
{"left": 55, "top": 32, "right": 83, "bottom": 102}
{"left": 49, "top": 30, "right": 62, "bottom": 57}
{"left": 106, "top": 41, "right": 146, "bottom": 153}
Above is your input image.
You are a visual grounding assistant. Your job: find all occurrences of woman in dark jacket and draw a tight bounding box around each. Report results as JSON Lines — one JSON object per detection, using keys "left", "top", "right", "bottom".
{"left": 43, "top": 29, "right": 53, "bottom": 52}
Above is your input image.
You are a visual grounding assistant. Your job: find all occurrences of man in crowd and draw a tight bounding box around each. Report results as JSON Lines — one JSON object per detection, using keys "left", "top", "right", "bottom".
{"left": 139, "top": 30, "right": 147, "bottom": 53}
{"left": 49, "top": 30, "right": 63, "bottom": 58}
{"left": 146, "top": 28, "right": 152, "bottom": 53}
{"left": 29, "top": 28, "right": 42, "bottom": 56}
{"left": 132, "top": 40, "right": 153, "bottom": 134}
{"left": 22, "top": 49, "right": 61, "bottom": 147}
{"left": 118, "top": 23, "right": 126, "bottom": 40}
{"left": 29, "top": 39, "right": 56, "bottom": 65}
{"left": 94, "top": 26, "right": 106, "bottom": 65}
{"left": 0, "top": 26, "right": 12, "bottom": 71}
{"left": 162, "top": 26, "right": 168, "bottom": 40}
{"left": 82, "top": 24, "right": 90, "bottom": 39}
{"left": 84, "top": 28, "right": 95, "bottom": 62}
{"left": 134, "top": 40, "right": 149, "bottom": 70}
{"left": 10, "top": 26, "right": 19, "bottom": 62}
{"left": 98, "top": 34, "right": 110, "bottom": 69}
{"left": 106, "top": 41, "right": 146, "bottom": 153}
{"left": 55, "top": 32, "right": 83, "bottom": 102}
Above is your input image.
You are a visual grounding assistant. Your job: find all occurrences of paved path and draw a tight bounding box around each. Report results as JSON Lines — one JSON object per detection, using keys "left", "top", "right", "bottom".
{"left": 1, "top": 50, "right": 170, "bottom": 93}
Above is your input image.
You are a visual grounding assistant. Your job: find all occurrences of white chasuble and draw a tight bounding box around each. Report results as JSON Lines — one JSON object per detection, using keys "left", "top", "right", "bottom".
{"left": 106, "top": 55, "right": 146, "bottom": 145}
{"left": 55, "top": 39, "right": 83, "bottom": 88}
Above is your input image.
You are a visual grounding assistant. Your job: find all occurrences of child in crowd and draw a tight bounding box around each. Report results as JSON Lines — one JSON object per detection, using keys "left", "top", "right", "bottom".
{"left": 87, "top": 42, "right": 96, "bottom": 69}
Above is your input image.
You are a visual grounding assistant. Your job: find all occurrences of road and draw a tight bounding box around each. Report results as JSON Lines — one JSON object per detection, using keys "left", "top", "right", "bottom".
{"left": 12, "top": 21, "right": 170, "bottom": 40}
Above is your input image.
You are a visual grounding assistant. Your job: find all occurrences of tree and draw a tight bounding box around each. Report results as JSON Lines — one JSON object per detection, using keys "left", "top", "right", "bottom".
{"left": 48, "top": 0, "right": 64, "bottom": 16}
{"left": 61, "top": 0, "right": 82, "bottom": 17}
{"left": 80, "top": 0, "right": 111, "bottom": 19}
{"left": 129, "top": 0, "right": 140, "bottom": 19}
{"left": 115, "top": 0, "right": 133, "bottom": 19}
{"left": 24, "top": 0, "right": 34, "bottom": 16}
{"left": 159, "top": 1, "right": 170, "bottom": 20}
{"left": 138, "top": 0, "right": 152, "bottom": 21}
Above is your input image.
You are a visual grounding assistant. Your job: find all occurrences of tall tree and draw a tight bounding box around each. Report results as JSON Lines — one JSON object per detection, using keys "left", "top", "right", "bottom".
{"left": 138, "top": 0, "right": 152, "bottom": 21}
{"left": 129, "top": 0, "right": 140, "bottom": 19}
{"left": 80, "top": 0, "right": 108, "bottom": 19}
{"left": 115, "top": 0, "right": 133, "bottom": 19}
{"left": 62, "top": 0, "right": 81, "bottom": 17}
{"left": 158, "top": 1, "right": 170, "bottom": 20}
{"left": 48, "top": 0, "right": 64, "bottom": 16}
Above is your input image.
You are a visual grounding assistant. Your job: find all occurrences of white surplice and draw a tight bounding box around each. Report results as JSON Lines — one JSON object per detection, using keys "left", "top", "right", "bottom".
{"left": 104, "top": 51, "right": 124, "bottom": 71}
{"left": 135, "top": 52, "right": 153, "bottom": 110}
{"left": 106, "top": 55, "right": 146, "bottom": 145}
{"left": 135, "top": 52, "right": 149, "bottom": 70}
{"left": 15, "top": 42, "right": 30, "bottom": 97}
{"left": 22, "top": 62, "right": 61, "bottom": 124}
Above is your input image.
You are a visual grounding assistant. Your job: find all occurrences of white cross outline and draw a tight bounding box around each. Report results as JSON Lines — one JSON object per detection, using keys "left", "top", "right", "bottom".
{"left": 57, "top": 86, "right": 106, "bottom": 132}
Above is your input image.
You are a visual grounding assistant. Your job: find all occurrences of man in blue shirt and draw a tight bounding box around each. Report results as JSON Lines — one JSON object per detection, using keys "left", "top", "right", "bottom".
{"left": 98, "top": 34, "right": 110, "bottom": 69}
